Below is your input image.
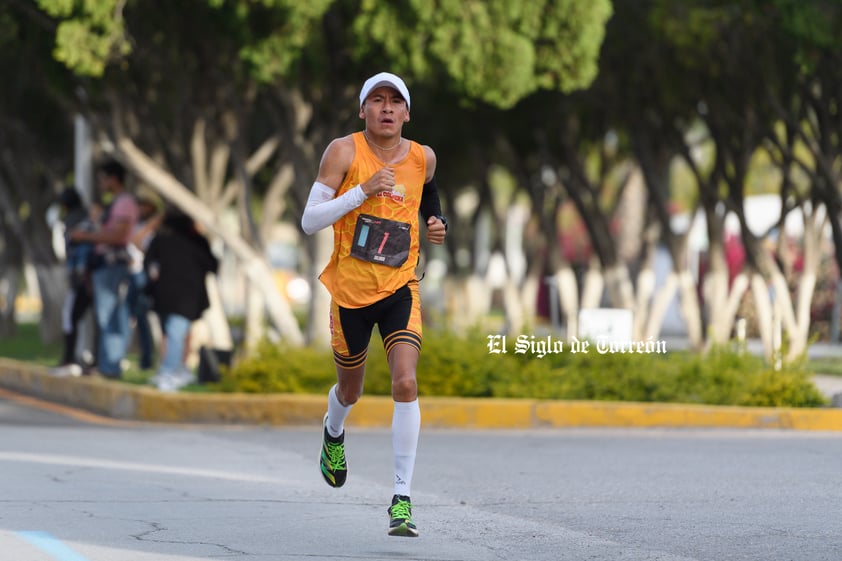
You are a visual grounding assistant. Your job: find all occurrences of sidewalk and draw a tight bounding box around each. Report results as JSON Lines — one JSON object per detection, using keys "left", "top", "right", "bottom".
{"left": 813, "top": 374, "right": 842, "bottom": 406}
{"left": 1, "top": 358, "right": 841, "bottom": 431}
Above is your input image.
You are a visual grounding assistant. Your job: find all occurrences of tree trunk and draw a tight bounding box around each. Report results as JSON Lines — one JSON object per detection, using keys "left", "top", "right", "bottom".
{"left": 445, "top": 275, "right": 492, "bottom": 332}
{"left": 203, "top": 274, "right": 233, "bottom": 350}
{"left": 643, "top": 271, "right": 675, "bottom": 339}
{"left": 703, "top": 235, "right": 735, "bottom": 345}
{"left": 244, "top": 279, "right": 266, "bottom": 349}
{"left": 306, "top": 228, "right": 333, "bottom": 348}
{"left": 501, "top": 278, "right": 524, "bottom": 334}
{"left": 740, "top": 211, "right": 819, "bottom": 361}
{"left": 677, "top": 270, "right": 704, "bottom": 350}
{"left": 632, "top": 234, "right": 658, "bottom": 340}
{"left": 616, "top": 166, "right": 647, "bottom": 262}
{"left": 519, "top": 270, "right": 541, "bottom": 332}
{"left": 604, "top": 264, "right": 635, "bottom": 311}
{"left": 501, "top": 204, "right": 530, "bottom": 334}
{"left": 791, "top": 209, "right": 824, "bottom": 359}
{"left": 116, "top": 136, "right": 305, "bottom": 346}
{"left": 554, "top": 266, "right": 580, "bottom": 338}
{"left": 0, "top": 227, "right": 22, "bottom": 337}
{"left": 34, "top": 263, "right": 65, "bottom": 343}
{"left": 581, "top": 257, "right": 604, "bottom": 309}
{"left": 750, "top": 272, "right": 775, "bottom": 359}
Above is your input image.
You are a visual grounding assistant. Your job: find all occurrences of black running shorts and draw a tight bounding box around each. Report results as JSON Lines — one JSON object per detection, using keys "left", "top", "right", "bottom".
{"left": 330, "top": 280, "right": 422, "bottom": 369}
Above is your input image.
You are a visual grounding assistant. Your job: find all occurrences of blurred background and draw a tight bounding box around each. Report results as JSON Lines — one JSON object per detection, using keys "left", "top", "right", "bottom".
{"left": 2, "top": 0, "right": 841, "bottom": 369}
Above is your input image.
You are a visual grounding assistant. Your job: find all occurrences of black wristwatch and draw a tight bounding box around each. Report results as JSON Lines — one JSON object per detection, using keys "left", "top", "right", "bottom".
{"left": 434, "top": 215, "right": 448, "bottom": 232}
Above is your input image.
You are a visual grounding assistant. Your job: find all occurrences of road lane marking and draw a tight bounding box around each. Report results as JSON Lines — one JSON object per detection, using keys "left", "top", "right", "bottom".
{"left": 15, "top": 531, "right": 91, "bottom": 561}
{"left": 0, "top": 451, "right": 281, "bottom": 483}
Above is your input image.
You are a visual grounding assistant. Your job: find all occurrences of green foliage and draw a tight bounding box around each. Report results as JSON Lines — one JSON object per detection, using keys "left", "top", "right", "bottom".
{"left": 414, "top": 328, "right": 504, "bottom": 397}
{"left": 35, "top": 0, "right": 332, "bottom": 80}
{"left": 0, "top": 323, "right": 61, "bottom": 365}
{"left": 34, "top": 0, "right": 610, "bottom": 108}
{"left": 218, "top": 330, "right": 827, "bottom": 408}
{"left": 772, "top": 0, "right": 839, "bottom": 51}
{"left": 214, "top": 339, "right": 336, "bottom": 393}
{"left": 353, "top": 0, "right": 612, "bottom": 108}
{"left": 227, "top": 0, "right": 334, "bottom": 82}
{"left": 36, "top": 0, "right": 131, "bottom": 76}
{"left": 0, "top": 11, "right": 18, "bottom": 46}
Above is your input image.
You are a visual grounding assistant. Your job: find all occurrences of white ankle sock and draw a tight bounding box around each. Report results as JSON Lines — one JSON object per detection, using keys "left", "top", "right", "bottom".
{"left": 326, "top": 384, "right": 352, "bottom": 438}
{"left": 392, "top": 399, "right": 420, "bottom": 497}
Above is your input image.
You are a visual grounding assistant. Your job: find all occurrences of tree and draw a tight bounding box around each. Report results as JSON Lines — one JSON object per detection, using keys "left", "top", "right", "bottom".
{"left": 29, "top": 0, "right": 337, "bottom": 347}
{"left": 20, "top": 0, "right": 612, "bottom": 348}
{"left": 765, "top": 0, "right": 842, "bottom": 337}
{"left": 0, "top": 1, "right": 77, "bottom": 342}
{"left": 652, "top": 0, "right": 833, "bottom": 358}
{"left": 360, "top": 0, "right": 614, "bottom": 335}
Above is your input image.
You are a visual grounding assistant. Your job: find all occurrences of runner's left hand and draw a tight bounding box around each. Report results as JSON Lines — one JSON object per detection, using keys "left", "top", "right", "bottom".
{"left": 425, "top": 216, "right": 446, "bottom": 245}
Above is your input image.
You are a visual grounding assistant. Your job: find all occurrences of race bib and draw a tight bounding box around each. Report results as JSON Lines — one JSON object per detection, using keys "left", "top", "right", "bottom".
{"left": 350, "top": 214, "right": 411, "bottom": 268}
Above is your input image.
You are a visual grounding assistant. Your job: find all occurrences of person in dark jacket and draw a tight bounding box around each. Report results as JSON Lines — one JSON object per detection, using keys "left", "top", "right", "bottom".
{"left": 52, "top": 186, "right": 98, "bottom": 376}
{"left": 144, "top": 208, "right": 218, "bottom": 392}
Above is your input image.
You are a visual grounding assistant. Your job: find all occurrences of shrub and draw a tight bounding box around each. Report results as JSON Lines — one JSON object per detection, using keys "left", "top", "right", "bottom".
{"left": 215, "top": 339, "right": 335, "bottom": 393}
{"left": 215, "top": 330, "right": 828, "bottom": 408}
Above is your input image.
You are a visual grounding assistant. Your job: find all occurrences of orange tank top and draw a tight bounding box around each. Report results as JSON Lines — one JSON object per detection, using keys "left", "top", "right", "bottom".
{"left": 319, "top": 132, "right": 427, "bottom": 308}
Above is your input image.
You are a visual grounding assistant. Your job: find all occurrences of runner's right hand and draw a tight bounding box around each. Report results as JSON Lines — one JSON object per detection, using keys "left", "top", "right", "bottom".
{"left": 361, "top": 167, "right": 395, "bottom": 196}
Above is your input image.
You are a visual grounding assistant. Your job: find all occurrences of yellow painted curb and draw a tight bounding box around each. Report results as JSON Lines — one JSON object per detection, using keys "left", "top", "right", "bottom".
{"left": 1, "top": 359, "right": 841, "bottom": 431}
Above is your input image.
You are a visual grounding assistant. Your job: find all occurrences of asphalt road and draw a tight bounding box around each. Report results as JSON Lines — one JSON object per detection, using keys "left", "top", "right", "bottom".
{"left": 1, "top": 391, "right": 841, "bottom": 561}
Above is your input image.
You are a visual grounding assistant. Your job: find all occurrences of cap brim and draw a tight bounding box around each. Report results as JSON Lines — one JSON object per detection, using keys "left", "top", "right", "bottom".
{"left": 359, "top": 72, "right": 411, "bottom": 109}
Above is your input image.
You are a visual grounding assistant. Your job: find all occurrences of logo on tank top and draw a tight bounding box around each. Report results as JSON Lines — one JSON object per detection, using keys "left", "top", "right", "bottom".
{"left": 377, "top": 184, "right": 406, "bottom": 202}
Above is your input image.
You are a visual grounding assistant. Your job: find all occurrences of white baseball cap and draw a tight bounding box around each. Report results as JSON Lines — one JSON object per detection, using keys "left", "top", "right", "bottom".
{"left": 359, "top": 72, "right": 410, "bottom": 109}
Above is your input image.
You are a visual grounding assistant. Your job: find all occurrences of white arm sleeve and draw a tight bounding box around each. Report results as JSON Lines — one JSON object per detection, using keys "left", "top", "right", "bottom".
{"left": 301, "top": 181, "right": 367, "bottom": 235}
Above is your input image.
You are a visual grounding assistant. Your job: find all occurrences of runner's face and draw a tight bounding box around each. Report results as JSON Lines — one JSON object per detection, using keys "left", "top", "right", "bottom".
{"left": 360, "top": 86, "right": 409, "bottom": 135}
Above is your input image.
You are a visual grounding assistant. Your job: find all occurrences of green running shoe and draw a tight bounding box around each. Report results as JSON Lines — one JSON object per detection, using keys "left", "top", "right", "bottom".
{"left": 319, "top": 414, "right": 347, "bottom": 488}
{"left": 387, "top": 494, "right": 418, "bottom": 537}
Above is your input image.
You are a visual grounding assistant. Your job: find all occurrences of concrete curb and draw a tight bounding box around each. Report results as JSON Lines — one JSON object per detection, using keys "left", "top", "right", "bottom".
{"left": 2, "top": 358, "right": 841, "bottom": 431}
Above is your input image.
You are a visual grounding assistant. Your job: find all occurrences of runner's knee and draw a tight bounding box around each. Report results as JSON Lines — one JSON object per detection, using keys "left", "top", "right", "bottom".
{"left": 391, "top": 374, "right": 417, "bottom": 400}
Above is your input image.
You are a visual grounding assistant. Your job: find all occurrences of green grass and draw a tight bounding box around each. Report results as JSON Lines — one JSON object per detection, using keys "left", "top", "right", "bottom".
{"left": 808, "top": 357, "right": 842, "bottom": 377}
{"left": 0, "top": 322, "right": 155, "bottom": 384}
{"left": 0, "top": 323, "right": 62, "bottom": 366}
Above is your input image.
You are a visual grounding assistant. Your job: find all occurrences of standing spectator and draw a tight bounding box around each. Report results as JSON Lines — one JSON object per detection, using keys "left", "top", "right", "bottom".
{"left": 127, "top": 190, "right": 164, "bottom": 370}
{"left": 51, "top": 186, "right": 96, "bottom": 376}
{"left": 70, "top": 159, "right": 139, "bottom": 379}
{"left": 144, "top": 208, "right": 218, "bottom": 392}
